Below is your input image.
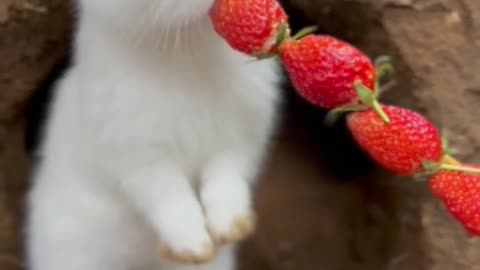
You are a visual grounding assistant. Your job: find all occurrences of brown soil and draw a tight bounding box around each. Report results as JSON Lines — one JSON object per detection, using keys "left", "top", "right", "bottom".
{"left": 2, "top": 0, "right": 480, "bottom": 270}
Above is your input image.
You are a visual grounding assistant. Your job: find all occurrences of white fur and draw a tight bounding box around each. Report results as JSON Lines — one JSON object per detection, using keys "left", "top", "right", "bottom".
{"left": 25, "top": 1, "right": 282, "bottom": 270}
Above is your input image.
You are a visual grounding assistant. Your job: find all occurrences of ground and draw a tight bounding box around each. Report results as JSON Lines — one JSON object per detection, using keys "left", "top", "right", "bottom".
{"left": 1, "top": 0, "right": 480, "bottom": 269}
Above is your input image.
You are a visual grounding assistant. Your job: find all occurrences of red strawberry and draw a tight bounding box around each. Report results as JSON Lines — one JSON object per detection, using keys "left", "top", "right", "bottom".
{"left": 346, "top": 104, "right": 442, "bottom": 175}
{"left": 209, "top": 0, "right": 289, "bottom": 57}
{"left": 429, "top": 168, "right": 480, "bottom": 236}
{"left": 279, "top": 35, "right": 375, "bottom": 109}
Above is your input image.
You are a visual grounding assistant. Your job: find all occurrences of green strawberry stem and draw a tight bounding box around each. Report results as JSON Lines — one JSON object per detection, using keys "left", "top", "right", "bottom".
{"left": 424, "top": 154, "right": 480, "bottom": 174}
{"left": 324, "top": 104, "right": 368, "bottom": 125}
{"left": 292, "top": 25, "right": 318, "bottom": 40}
{"left": 371, "top": 100, "right": 390, "bottom": 124}
{"left": 354, "top": 82, "right": 390, "bottom": 124}
{"left": 439, "top": 164, "right": 480, "bottom": 174}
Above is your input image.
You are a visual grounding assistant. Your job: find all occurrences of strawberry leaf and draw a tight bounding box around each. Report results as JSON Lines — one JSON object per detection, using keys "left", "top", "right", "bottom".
{"left": 274, "top": 23, "right": 288, "bottom": 49}
{"left": 412, "top": 173, "right": 429, "bottom": 182}
{"left": 355, "top": 82, "right": 375, "bottom": 106}
{"left": 355, "top": 82, "right": 390, "bottom": 123}
{"left": 374, "top": 55, "right": 393, "bottom": 71}
{"left": 373, "top": 56, "right": 394, "bottom": 97}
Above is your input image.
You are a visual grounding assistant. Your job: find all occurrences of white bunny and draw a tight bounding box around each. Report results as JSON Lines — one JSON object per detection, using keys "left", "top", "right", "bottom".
{"left": 25, "top": 1, "right": 282, "bottom": 270}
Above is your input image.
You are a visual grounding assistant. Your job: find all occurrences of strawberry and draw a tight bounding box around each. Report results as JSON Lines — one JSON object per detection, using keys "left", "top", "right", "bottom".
{"left": 209, "top": 0, "right": 289, "bottom": 57}
{"left": 279, "top": 35, "right": 376, "bottom": 109}
{"left": 346, "top": 104, "right": 443, "bottom": 175}
{"left": 429, "top": 168, "right": 480, "bottom": 236}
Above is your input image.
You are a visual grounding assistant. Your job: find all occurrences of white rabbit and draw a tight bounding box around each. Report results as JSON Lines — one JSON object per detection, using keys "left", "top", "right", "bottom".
{"left": 25, "top": 0, "right": 282, "bottom": 270}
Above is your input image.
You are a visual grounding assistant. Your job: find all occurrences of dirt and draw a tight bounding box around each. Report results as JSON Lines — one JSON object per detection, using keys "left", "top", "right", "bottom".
{"left": 0, "top": 1, "right": 70, "bottom": 269}
{"left": 1, "top": 0, "right": 480, "bottom": 270}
